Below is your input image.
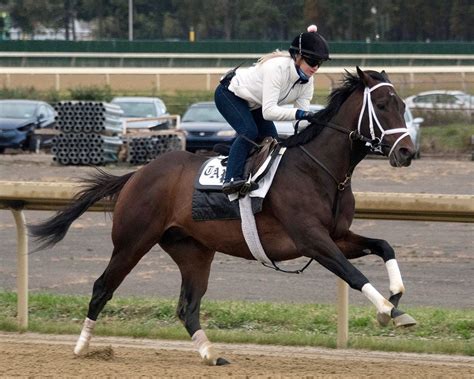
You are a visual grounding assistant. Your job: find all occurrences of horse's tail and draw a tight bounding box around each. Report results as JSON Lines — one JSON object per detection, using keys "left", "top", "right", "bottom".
{"left": 28, "top": 168, "right": 135, "bottom": 251}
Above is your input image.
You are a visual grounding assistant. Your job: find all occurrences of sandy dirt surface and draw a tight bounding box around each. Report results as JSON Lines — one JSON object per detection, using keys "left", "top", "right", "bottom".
{"left": 0, "top": 332, "right": 473, "bottom": 378}
{"left": 1, "top": 154, "right": 473, "bottom": 309}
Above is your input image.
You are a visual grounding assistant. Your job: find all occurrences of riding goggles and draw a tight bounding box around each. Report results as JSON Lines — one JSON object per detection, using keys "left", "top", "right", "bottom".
{"left": 302, "top": 55, "right": 324, "bottom": 68}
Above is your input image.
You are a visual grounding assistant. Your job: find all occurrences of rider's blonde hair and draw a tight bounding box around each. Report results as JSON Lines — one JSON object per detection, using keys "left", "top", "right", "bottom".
{"left": 257, "top": 49, "right": 291, "bottom": 64}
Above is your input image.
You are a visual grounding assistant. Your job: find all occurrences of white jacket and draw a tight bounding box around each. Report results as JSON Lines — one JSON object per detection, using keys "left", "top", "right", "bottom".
{"left": 227, "top": 56, "right": 314, "bottom": 121}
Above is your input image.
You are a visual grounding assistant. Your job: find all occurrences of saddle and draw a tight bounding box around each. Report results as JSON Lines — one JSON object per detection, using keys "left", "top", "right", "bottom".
{"left": 192, "top": 138, "right": 286, "bottom": 221}
{"left": 216, "top": 137, "right": 280, "bottom": 194}
{"left": 244, "top": 137, "right": 280, "bottom": 181}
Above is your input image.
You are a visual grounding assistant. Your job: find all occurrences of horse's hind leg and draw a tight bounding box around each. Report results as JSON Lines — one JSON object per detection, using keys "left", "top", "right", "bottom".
{"left": 163, "top": 237, "right": 229, "bottom": 366}
{"left": 336, "top": 231, "right": 410, "bottom": 326}
{"left": 74, "top": 241, "right": 155, "bottom": 355}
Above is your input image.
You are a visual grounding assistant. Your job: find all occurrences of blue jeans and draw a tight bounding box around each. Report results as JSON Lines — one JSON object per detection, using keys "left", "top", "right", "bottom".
{"left": 214, "top": 84, "right": 278, "bottom": 182}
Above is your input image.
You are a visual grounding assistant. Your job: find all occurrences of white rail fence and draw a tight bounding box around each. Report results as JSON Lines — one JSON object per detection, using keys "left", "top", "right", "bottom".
{"left": 1, "top": 52, "right": 473, "bottom": 66}
{"left": 1, "top": 181, "right": 473, "bottom": 348}
{"left": 1, "top": 66, "right": 472, "bottom": 92}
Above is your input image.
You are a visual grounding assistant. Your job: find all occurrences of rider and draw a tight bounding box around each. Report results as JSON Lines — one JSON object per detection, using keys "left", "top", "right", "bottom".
{"left": 215, "top": 25, "right": 330, "bottom": 195}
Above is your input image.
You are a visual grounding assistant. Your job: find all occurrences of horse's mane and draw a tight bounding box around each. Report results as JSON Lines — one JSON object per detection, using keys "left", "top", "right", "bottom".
{"left": 282, "top": 70, "right": 389, "bottom": 148}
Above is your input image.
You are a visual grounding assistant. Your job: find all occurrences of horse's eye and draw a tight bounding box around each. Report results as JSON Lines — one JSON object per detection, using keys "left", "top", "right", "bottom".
{"left": 376, "top": 102, "right": 386, "bottom": 111}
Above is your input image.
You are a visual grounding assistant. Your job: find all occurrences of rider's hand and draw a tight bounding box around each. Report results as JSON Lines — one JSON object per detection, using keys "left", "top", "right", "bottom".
{"left": 296, "top": 109, "right": 318, "bottom": 123}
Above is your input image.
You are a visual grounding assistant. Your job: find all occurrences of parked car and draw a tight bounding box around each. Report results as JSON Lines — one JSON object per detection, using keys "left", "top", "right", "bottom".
{"left": 404, "top": 106, "right": 424, "bottom": 158}
{"left": 111, "top": 96, "right": 170, "bottom": 130}
{"left": 274, "top": 104, "right": 325, "bottom": 138}
{"left": 404, "top": 90, "right": 473, "bottom": 117}
{"left": 180, "top": 101, "right": 235, "bottom": 152}
{"left": 0, "top": 100, "right": 56, "bottom": 153}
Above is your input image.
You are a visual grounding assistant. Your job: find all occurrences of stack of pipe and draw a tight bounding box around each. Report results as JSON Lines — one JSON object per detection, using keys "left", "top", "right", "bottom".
{"left": 52, "top": 101, "right": 124, "bottom": 165}
{"left": 125, "top": 134, "right": 185, "bottom": 165}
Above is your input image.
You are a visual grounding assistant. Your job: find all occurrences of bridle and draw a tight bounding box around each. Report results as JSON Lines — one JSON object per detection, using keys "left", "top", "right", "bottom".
{"left": 356, "top": 82, "right": 410, "bottom": 157}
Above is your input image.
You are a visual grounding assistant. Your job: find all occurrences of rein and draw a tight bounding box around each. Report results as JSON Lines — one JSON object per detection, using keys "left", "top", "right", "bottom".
{"left": 297, "top": 121, "right": 363, "bottom": 192}
{"left": 261, "top": 257, "right": 314, "bottom": 274}
{"left": 297, "top": 81, "right": 410, "bottom": 192}
{"left": 299, "top": 145, "right": 352, "bottom": 191}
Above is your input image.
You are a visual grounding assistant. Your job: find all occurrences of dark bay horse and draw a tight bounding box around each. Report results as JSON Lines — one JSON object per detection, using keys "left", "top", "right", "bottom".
{"left": 30, "top": 67, "right": 417, "bottom": 365}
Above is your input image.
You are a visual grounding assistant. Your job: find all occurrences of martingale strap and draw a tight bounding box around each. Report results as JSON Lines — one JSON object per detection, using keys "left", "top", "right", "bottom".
{"left": 357, "top": 82, "right": 410, "bottom": 156}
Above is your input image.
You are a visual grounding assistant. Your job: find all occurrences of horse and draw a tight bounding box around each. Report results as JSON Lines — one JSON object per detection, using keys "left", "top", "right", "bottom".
{"left": 29, "top": 67, "right": 417, "bottom": 366}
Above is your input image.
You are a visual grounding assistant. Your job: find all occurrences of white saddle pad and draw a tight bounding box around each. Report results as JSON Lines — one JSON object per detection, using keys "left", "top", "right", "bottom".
{"left": 195, "top": 148, "right": 286, "bottom": 198}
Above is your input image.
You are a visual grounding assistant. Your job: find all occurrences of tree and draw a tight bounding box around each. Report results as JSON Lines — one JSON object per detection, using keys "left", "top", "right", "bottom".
{"left": 8, "top": 0, "right": 63, "bottom": 37}
{"left": 2, "top": 0, "right": 473, "bottom": 41}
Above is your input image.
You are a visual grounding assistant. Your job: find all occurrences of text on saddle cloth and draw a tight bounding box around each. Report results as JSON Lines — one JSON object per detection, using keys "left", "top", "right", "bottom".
{"left": 194, "top": 143, "right": 285, "bottom": 192}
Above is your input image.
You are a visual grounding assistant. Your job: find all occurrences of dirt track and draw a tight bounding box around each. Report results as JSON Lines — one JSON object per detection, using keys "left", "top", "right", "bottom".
{"left": 0, "top": 332, "right": 473, "bottom": 378}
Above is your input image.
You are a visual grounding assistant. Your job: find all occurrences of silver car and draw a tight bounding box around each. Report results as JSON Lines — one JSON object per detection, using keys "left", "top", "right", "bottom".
{"left": 111, "top": 96, "right": 170, "bottom": 130}
{"left": 404, "top": 106, "right": 424, "bottom": 159}
{"left": 404, "top": 90, "right": 473, "bottom": 118}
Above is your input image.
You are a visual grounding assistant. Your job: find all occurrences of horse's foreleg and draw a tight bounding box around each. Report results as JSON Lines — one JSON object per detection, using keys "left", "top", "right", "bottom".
{"left": 299, "top": 232, "right": 416, "bottom": 327}
{"left": 166, "top": 241, "right": 229, "bottom": 366}
{"left": 336, "top": 231, "right": 405, "bottom": 309}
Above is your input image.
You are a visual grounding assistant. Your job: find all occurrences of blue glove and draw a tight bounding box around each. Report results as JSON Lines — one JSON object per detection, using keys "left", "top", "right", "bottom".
{"left": 296, "top": 109, "right": 317, "bottom": 122}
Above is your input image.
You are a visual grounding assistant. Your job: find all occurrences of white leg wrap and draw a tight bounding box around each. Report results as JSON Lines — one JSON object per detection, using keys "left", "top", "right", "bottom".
{"left": 362, "top": 283, "right": 393, "bottom": 315}
{"left": 74, "top": 317, "right": 96, "bottom": 356}
{"left": 192, "top": 329, "right": 217, "bottom": 365}
{"left": 386, "top": 259, "right": 405, "bottom": 295}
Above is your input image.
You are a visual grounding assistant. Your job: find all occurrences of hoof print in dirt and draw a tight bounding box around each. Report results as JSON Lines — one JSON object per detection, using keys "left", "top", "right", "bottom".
{"left": 216, "top": 357, "right": 230, "bottom": 365}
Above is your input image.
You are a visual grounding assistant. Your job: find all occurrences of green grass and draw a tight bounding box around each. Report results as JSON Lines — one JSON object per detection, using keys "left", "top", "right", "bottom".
{"left": 421, "top": 123, "right": 474, "bottom": 154}
{"left": 0, "top": 292, "right": 472, "bottom": 355}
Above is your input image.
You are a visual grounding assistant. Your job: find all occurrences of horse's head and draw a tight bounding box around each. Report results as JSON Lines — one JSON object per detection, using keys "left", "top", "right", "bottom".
{"left": 355, "top": 67, "right": 415, "bottom": 167}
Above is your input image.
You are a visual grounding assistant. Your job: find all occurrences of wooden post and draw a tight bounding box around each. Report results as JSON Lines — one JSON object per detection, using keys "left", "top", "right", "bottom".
{"left": 11, "top": 208, "right": 28, "bottom": 329}
{"left": 336, "top": 278, "right": 348, "bottom": 348}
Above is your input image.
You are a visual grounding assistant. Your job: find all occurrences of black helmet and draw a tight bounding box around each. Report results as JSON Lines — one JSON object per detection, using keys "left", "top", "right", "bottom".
{"left": 289, "top": 25, "right": 330, "bottom": 62}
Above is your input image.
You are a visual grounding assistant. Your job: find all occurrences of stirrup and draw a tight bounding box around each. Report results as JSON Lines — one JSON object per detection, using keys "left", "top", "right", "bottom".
{"left": 222, "top": 178, "right": 258, "bottom": 196}
{"left": 239, "top": 179, "right": 256, "bottom": 196}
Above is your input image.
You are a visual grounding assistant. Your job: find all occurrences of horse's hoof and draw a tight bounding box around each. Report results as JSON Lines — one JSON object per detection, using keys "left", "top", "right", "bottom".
{"left": 376, "top": 312, "right": 391, "bottom": 327}
{"left": 201, "top": 345, "right": 223, "bottom": 366}
{"left": 393, "top": 313, "right": 417, "bottom": 327}
{"left": 73, "top": 347, "right": 88, "bottom": 357}
{"left": 73, "top": 342, "right": 89, "bottom": 356}
{"left": 216, "top": 357, "right": 230, "bottom": 365}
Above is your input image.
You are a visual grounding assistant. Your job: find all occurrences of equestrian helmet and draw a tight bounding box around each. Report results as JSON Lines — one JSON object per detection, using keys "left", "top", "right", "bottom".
{"left": 289, "top": 25, "right": 330, "bottom": 62}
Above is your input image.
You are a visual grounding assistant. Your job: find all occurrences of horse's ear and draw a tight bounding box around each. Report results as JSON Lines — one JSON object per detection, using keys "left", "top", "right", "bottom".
{"left": 380, "top": 70, "right": 390, "bottom": 82}
{"left": 356, "top": 66, "right": 370, "bottom": 86}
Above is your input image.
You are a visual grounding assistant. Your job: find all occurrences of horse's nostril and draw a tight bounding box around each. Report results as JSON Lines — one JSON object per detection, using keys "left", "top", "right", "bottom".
{"left": 399, "top": 148, "right": 414, "bottom": 159}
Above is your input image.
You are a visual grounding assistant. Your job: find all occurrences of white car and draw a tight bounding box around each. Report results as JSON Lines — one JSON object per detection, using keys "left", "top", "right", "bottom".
{"left": 111, "top": 96, "right": 170, "bottom": 130}
{"left": 404, "top": 106, "right": 424, "bottom": 159}
{"left": 404, "top": 90, "right": 473, "bottom": 117}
